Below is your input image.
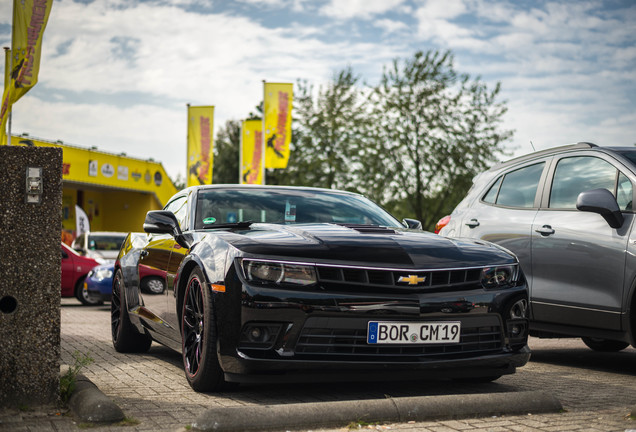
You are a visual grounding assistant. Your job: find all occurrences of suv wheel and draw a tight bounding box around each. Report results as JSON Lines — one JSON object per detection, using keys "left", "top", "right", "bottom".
{"left": 581, "top": 337, "right": 629, "bottom": 352}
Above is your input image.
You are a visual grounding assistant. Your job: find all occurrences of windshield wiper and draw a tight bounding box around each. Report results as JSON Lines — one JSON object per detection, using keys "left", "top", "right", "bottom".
{"left": 202, "top": 221, "right": 253, "bottom": 229}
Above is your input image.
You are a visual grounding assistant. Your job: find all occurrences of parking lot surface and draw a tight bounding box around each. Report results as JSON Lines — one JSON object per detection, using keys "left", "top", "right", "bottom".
{"left": 1, "top": 298, "right": 636, "bottom": 431}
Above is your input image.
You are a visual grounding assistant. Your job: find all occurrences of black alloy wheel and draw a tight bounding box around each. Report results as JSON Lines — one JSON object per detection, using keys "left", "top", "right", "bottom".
{"left": 181, "top": 267, "right": 225, "bottom": 392}
{"left": 111, "top": 268, "right": 152, "bottom": 352}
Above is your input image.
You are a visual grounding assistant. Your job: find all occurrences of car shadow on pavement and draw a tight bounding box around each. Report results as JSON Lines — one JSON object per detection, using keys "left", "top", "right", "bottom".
{"left": 529, "top": 346, "right": 636, "bottom": 376}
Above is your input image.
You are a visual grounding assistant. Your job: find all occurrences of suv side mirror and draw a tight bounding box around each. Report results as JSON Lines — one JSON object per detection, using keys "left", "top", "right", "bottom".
{"left": 403, "top": 218, "right": 423, "bottom": 230}
{"left": 576, "top": 188, "right": 624, "bottom": 229}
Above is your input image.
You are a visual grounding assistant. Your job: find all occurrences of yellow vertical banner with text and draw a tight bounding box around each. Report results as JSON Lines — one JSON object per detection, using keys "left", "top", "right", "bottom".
{"left": 241, "top": 120, "right": 263, "bottom": 185}
{"left": 1, "top": 0, "right": 54, "bottom": 145}
{"left": 263, "top": 83, "right": 293, "bottom": 168}
{"left": 187, "top": 105, "right": 214, "bottom": 187}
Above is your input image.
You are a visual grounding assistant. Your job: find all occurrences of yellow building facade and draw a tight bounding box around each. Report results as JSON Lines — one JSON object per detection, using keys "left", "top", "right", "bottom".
{"left": 10, "top": 135, "right": 178, "bottom": 234}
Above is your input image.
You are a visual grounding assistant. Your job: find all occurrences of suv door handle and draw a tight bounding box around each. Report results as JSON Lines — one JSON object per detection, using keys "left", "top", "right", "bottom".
{"left": 465, "top": 219, "right": 480, "bottom": 228}
{"left": 535, "top": 225, "right": 555, "bottom": 236}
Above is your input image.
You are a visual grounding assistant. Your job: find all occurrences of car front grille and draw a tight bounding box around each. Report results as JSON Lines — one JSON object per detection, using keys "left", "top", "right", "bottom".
{"left": 316, "top": 265, "right": 483, "bottom": 293}
{"left": 294, "top": 316, "right": 503, "bottom": 361}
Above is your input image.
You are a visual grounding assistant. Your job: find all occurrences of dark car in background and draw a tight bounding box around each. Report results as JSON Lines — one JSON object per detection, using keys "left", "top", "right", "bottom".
{"left": 61, "top": 242, "right": 101, "bottom": 305}
{"left": 112, "top": 185, "right": 530, "bottom": 392}
{"left": 439, "top": 143, "right": 636, "bottom": 352}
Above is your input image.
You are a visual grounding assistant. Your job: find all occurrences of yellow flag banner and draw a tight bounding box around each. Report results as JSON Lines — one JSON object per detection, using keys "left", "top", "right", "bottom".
{"left": 1, "top": 0, "right": 54, "bottom": 145}
{"left": 263, "top": 82, "right": 293, "bottom": 169}
{"left": 187, "top": 106, "right": 214, "bottom": 187}
{"left": 241, "top": 120, "right": 263, "bottom": 185}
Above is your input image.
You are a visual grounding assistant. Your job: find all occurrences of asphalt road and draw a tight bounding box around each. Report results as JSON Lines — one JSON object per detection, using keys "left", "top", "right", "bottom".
{"left": 2, "top": 297, "right": 636, "bottom": 431}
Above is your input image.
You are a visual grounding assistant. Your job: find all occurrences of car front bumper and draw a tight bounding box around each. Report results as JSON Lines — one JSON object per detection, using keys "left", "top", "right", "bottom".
{"left": 215, "top": 277, "right": 530, "bottom": 382}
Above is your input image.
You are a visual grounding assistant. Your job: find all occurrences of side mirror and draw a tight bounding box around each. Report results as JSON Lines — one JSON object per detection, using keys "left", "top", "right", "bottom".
{"left": 143, "top": 210, "right": 191, "bottom": 248}
{"left": 576, "top": 188, "right": 624, "bottom": 229}
{"left": 403, "top": 218, "right": 423, "bottom": 230}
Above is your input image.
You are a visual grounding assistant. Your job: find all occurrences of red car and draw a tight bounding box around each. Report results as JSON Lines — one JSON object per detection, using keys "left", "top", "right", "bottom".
{"left": 61, "top": 242, "right": 100, "bottom": 305}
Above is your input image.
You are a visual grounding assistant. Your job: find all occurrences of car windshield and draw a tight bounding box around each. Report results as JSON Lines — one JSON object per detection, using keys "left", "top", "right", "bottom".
{"left": 194, "top": 188, "right": 402, "bottom": 229}
{"left": 87, "top": 234, "right": 126, "bottom": 251}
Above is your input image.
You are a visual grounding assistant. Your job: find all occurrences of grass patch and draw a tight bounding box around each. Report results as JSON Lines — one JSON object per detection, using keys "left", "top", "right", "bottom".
{"left": 116, "top": 417, "right": 141, "bottom": 426}
{"left": 60, "top": 351, "right": 94, "bottom": 404}
{"left": 347, "top": 420, "right": 381, "bottom": 430}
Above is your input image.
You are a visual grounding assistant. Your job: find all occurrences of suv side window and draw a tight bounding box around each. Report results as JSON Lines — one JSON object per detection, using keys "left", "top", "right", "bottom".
{"left": 482, "top": 162, "right": 544, "bottom": 208}
{"left": 617, "top": 173, "right": 633, "bottom": 211}
{"left": 549, "top": 157, "right": 620, "bottom": 209}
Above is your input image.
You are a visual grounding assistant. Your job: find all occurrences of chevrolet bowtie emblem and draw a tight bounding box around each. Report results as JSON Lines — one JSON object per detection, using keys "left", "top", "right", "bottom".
{"left": 398, "top": 275, "right": 426, "bottom": 285}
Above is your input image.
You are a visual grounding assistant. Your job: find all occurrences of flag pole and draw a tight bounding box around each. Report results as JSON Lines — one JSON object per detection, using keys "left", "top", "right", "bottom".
{"left": 262, "top": 80, "right": 266, "bottom": 185}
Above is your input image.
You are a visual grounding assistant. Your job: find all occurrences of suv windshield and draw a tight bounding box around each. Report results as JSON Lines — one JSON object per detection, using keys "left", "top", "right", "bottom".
{"left": 195, "top": 188, "right": 402, "bottom": 229}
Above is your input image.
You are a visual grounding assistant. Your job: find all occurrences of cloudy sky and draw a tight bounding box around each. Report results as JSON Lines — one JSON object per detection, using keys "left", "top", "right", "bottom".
{"left": 1, "top": 0, "right": 634, "bottom": 182}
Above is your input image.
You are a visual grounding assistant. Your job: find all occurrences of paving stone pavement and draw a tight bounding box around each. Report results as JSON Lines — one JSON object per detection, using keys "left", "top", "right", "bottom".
{"left": 1, "top": 298, "right": 635, "bottom": 431}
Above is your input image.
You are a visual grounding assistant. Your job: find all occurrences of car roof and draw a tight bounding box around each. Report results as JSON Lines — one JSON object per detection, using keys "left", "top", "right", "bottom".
{"left": 495, "top": 142, "right": 598, "bottom": 170}
{"left": 471, "top": 142, "right": 636, "bottom": 187}
{"left": 86, "top": 231, "right": 128, "bottom": 237}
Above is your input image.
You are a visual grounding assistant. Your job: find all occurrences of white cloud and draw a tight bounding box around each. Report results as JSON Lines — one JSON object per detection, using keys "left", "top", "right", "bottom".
{"left": 320, "top": 0, "right": 405, "bottom": 20}
{"left": 373, "top": 18, "right": 408, "bottom": 35}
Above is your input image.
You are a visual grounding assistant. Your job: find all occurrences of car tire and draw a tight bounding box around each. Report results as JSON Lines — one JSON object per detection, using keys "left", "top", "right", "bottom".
{"left": 75, "top": 276, "right": 103, "bottom": 306}
{"left": 581, "top": 337, "right": 629, "bottom": 352}
{"left": 111, "top": 269, "right": 152, "bottom": 353}
{"left": 141, "top": 277, "right": 165, "bottom": 294}
{"left": 181, "top": 267, "right": 227, "bottom": 392}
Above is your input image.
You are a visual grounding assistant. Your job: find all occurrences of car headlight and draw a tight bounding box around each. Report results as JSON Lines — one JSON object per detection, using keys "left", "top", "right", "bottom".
{"left": 481, "top": 265, "right": 518, "bottom": 289}
{"left": 94, "top": 267, "right": 114, "bottom": 282}
{"left": 242, "top": 260, "right": 317, "bottom": 286}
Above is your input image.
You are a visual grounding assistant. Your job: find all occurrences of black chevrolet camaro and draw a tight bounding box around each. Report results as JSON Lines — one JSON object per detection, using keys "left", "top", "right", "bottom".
{"left": 112, "top": 185, "right": 530, "bottom": 392}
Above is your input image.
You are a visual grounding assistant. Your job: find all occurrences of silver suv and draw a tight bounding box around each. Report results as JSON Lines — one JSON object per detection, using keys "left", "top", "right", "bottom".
{"left": 439, "top": 142, "right": 636, "bottom": 352}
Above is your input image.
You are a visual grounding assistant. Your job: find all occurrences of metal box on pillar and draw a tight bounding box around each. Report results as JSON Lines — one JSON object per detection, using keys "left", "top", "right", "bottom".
{"left": 0, "top": 146, "right": 63, "bottom": 406}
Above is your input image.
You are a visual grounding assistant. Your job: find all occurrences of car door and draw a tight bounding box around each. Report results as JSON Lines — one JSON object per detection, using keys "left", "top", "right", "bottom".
{"left": 458, "top": 161, "right": 548, "bottom": 287}
{"left": 530, "top": 154, "right": 634, "bottom": 330}
{"left": 61, "top": 246, "right": 74, "bottom": 295}
{"left": 163, "top": 194, "right": 191, "bottom": 331}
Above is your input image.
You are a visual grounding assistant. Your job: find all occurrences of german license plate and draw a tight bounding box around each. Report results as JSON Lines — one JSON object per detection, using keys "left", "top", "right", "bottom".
{"left": 367, "top": 321, "right": 461, "bottom": 344}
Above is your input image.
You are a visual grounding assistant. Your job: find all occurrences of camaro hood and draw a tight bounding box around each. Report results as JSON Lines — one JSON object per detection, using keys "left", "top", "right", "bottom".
{"left": 220, "top": 223, "right": 515, "bottom": 269}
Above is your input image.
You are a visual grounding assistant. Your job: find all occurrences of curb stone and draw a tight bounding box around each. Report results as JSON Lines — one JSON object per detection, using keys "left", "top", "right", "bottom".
{"left": 192, "top": 390, "right": 562, "bottom": 431}
{"left": 68, "top": 374, "right": 125, "bottom": 423}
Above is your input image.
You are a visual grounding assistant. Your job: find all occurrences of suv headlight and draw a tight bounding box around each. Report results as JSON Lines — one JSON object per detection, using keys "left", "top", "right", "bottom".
{"left": 481, "top": 265, "right": 518, "bottom": 289}
{"left": 242, "top": 259, "right": 317, "bottom": 286}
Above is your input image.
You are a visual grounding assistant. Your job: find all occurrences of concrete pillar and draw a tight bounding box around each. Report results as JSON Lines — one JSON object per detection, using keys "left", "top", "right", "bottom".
{"left": 0, "top": 146, "right": 63, "bottom": 406}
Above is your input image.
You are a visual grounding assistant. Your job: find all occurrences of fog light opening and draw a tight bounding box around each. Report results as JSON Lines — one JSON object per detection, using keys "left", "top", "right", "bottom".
{"left": 248, "top": 326, "right": 270, "bottom": 343}
{"left": 511, "top": 324, "right": 521, "bottom": 337}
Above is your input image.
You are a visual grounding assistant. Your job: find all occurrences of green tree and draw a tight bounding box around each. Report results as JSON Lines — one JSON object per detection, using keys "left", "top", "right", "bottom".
{"left": 212, "top": 119, "right": 241, "bottom": 184}
{"left": 366, "top": 50, "right": 513, "bottom": 229}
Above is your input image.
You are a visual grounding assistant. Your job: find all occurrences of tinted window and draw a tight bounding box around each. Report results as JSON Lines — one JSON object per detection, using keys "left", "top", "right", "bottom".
{"left": 482, "top": 177, "right": 502, "bottom": 204}
{"left": 165, "top": 196, "right": 188, "bottom": 228}
{"left": 489, "top": 163, "right": 544, "bottom": 208}
{"left": 617, "top": 173, "right": 633, "bottom": 211}
{"left": 550, "top": 157, "right": 617, "bottom": 209}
